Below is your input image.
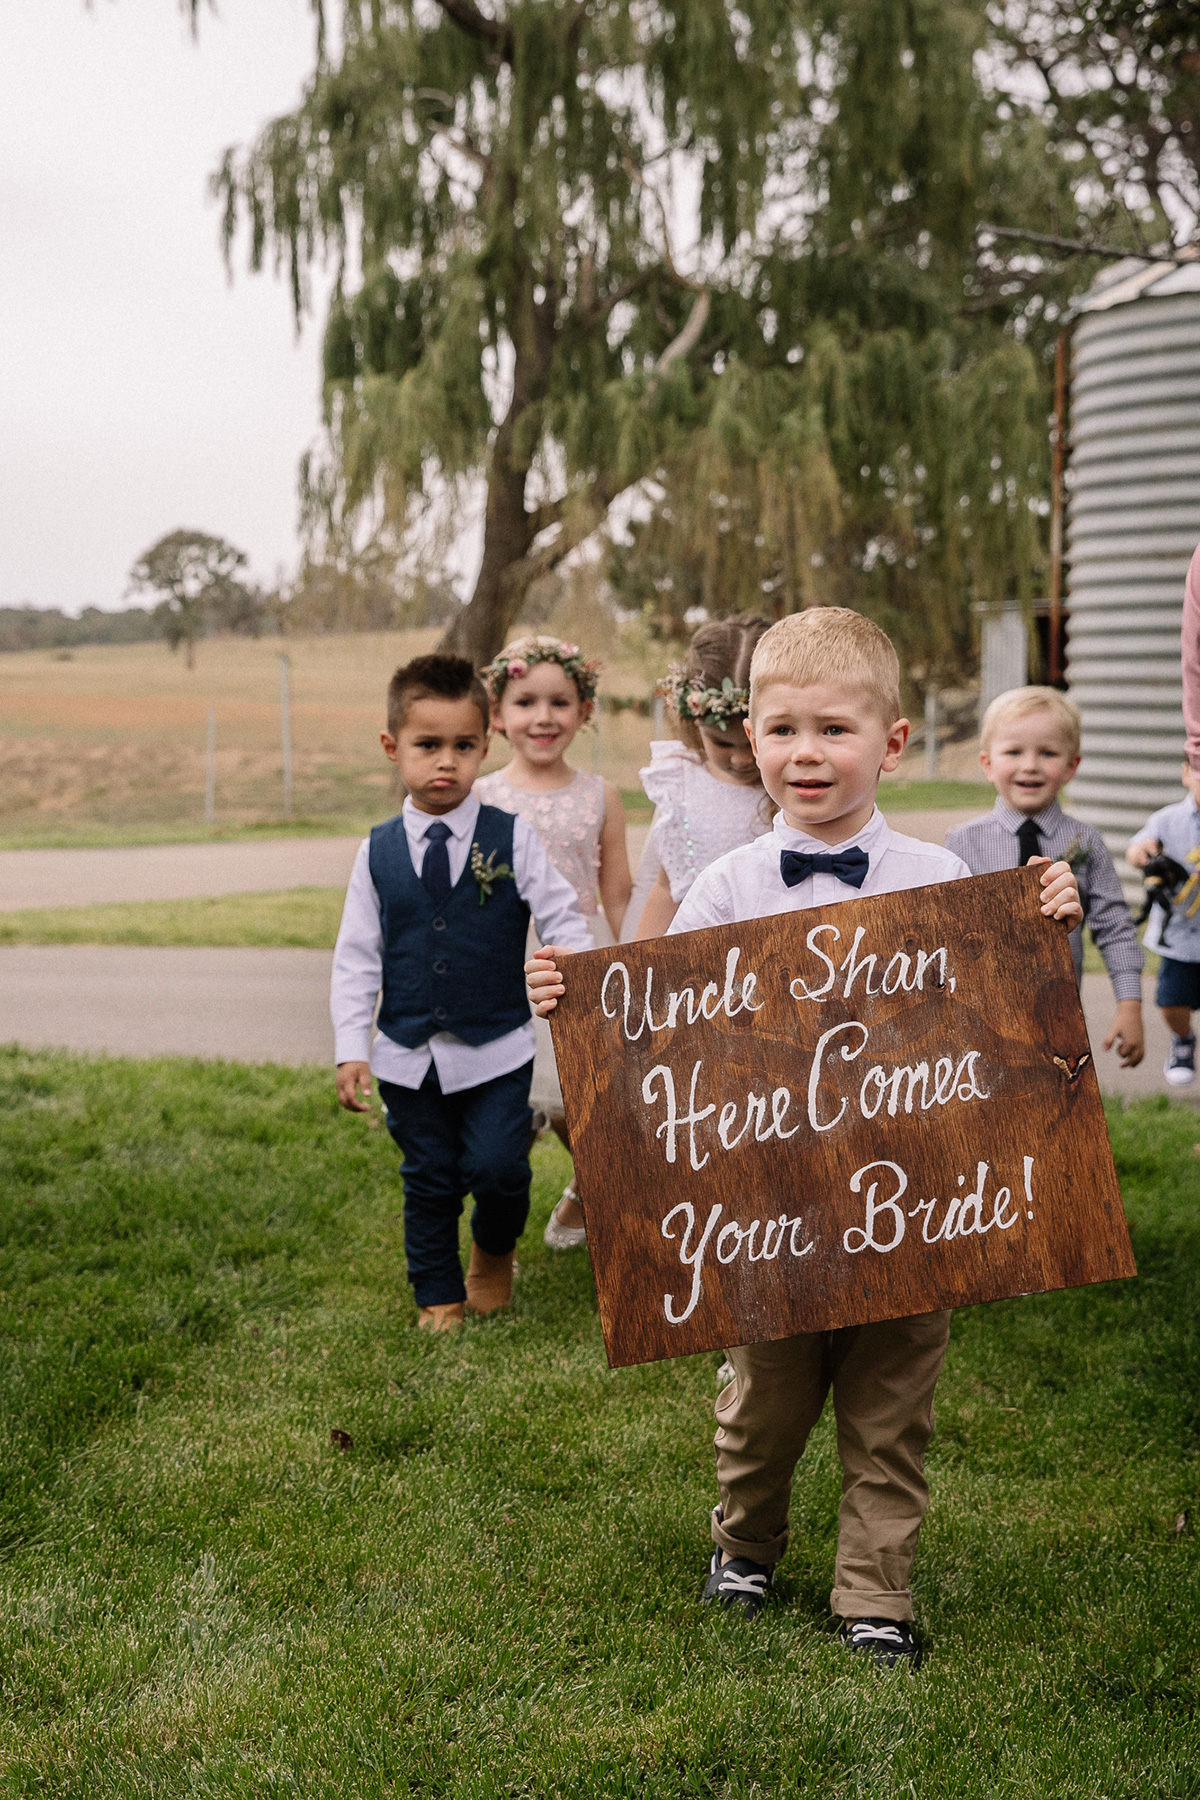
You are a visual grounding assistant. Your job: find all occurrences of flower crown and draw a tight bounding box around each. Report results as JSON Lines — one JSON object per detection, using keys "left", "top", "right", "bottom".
{"left": 481, "top": 636, "right": 602, "bottom": 705}
{"left": 657, "top": 665, "right": 751, "bottom": 730}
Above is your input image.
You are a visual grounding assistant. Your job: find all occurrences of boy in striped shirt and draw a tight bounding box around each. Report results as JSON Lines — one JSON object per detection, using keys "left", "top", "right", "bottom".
{"left": 946, "top": 686, "right": 1143, "bottom": 1071}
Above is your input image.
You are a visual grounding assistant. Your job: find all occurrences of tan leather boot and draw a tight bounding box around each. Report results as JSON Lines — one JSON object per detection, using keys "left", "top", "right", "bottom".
{"left": 465, "top": 1243, "right": 515, "bottom": 1314}
{"left": 417, "top": 1302, "right": 465, "bottom": 1333}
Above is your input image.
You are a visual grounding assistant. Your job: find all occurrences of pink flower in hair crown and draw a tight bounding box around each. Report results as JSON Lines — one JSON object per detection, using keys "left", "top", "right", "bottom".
{"left": 657, "top": 665, "right": 751, "bottom": 729}
{"left": 480, "top": 638, "right": 602, "bottom": 704}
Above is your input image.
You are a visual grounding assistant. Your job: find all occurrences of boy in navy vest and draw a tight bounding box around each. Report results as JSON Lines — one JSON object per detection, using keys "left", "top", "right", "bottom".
{"left": 332, "top": 654, "right": 591, "bottom": 1331}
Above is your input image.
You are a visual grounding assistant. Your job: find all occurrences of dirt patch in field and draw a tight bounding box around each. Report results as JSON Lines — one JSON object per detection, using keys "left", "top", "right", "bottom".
{"left": 0, "top": 629, "right": 659, "bottom": 840}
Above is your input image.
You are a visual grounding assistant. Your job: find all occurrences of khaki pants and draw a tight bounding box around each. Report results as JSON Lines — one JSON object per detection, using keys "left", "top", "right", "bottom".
{"left": 712, "top": 1310, "right": 951, "bottom": 1621}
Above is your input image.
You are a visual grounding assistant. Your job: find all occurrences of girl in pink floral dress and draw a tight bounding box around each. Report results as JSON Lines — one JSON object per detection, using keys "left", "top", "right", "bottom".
{"left": 476, "top": 635, "right": 632, "bottom": 1248}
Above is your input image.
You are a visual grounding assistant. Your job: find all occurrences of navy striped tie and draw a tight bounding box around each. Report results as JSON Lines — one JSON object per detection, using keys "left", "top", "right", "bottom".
{"left": 422, "top": 821, "right": 453, "bottom": 903}
{"left": 1016, "top": 817, "right": 1041, "bottom": 867}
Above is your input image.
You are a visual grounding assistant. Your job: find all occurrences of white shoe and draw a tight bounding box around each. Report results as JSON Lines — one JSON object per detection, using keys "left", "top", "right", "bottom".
{"left": 1165, "top": 1034, "right": 1196, "bottom": 1086}
{"left": 543, "top": 1184, "right": 587, "bottom": 1250}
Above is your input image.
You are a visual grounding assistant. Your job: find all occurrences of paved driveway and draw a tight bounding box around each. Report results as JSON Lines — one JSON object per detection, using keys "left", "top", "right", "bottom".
{"left": 0, "top": 946, "right": 1187, "bottom": 1104}
{"left": 0, "top": 838, "right": 363, "bottom": 911}
{"left": 0, "top": 808, "right": 985, "bottom": 913}
{"left": 0, "top": 945, "right": 335, "bottom": 1063}
{"left": 4, "top": 806, "right": 1177, "bottom": 1102}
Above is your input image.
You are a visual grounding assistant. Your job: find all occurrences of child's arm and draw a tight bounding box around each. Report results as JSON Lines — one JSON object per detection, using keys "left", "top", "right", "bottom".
{"left": 331, "top": 842, "right": 383, "bottom": 1113}
{"left": 598, "top": 780, "right": 633, "bottom": 937}
{"left": 1075, "top": 829, "right": 1145, "bottom": 1067}
{"left": 633, "top": 866, "right": 680, "bottom": 939}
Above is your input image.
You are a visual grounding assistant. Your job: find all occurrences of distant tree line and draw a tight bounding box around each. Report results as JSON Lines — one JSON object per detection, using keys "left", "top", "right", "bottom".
{"left": 0, "top": 606, "right": 160, "bottom": 655}
{"left": 0, "top": 528, "right": 463, "bottom": 662}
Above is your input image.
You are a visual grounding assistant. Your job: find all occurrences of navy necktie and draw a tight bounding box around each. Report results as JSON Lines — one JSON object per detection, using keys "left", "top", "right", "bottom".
{"left": 421, "top": 820, "right": 453, "bottom": 903}
{"left": 1016, "top": 817, "right": 1042, "bottom": 867}
{"left": 780, "top": 846, "right": 870, "bottom": 890}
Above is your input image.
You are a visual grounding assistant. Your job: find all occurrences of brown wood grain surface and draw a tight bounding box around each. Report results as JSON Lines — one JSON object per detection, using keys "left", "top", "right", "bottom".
{"left": 549, "top": 869, "right": 1135, "bottom": 1368}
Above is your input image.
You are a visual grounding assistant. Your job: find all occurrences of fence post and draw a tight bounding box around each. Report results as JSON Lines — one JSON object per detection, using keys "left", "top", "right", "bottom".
{"left": 592, "top": 703, "right": 601, "bottom": 774}
{"left": 205, "top": 705, "right": 216, "bottom": 823}
{"left": 925, "top": 688, "right": 938, "bottom": 783}
{"left": 279, "top": 654, "right": 293, "bottom": 817}
{"left": 653, "top": 696, "right": 665, "bottom": 740}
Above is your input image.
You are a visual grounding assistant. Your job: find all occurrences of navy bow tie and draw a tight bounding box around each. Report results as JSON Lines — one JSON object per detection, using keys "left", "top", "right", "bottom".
{"left": 780, "top": 846, "right": 870, "bottom": 890}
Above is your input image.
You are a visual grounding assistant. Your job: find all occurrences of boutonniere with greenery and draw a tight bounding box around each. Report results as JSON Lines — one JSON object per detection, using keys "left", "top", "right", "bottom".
{"left": 1060, "top": 835, "right": 1091, "bottom": 874}
{"left": 470, "top": 842, "right": 514, "bottom": 905}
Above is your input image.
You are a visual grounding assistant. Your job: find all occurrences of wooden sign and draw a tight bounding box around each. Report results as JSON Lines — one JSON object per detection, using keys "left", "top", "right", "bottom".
{"left": 549, "top": 869, "right": 1135, "bottom": 1368}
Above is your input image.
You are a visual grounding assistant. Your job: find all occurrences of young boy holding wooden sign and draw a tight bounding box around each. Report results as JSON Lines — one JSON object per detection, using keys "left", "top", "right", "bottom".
{"left": 527, "top": 610, "right": 1083, "bottom": 1667}
{"left": 331, "top": 654, "right": 592, "bottom": 1331}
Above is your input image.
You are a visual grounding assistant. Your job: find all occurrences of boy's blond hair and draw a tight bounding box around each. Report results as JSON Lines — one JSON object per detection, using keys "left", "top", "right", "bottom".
{"left": 749, "top": 608, "right": 901, "bottom": 723}
{"left": 980, "top": 686, "right": 1080, "bottom": 758}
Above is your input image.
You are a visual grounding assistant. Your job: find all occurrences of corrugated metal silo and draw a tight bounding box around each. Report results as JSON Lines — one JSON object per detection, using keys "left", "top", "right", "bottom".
{"left": 1066, "top": 255, "right": 1200, "bottom": 861}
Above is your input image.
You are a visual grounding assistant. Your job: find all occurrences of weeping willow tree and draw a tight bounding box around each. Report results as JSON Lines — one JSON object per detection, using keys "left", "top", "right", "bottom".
{"left": 212, "top": 0, "right": 1134, "bottom": 670}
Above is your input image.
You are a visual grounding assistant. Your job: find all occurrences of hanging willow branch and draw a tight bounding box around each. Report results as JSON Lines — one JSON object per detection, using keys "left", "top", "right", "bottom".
{"left": 978, "top": 225, "right": 1199, "bottom": 265}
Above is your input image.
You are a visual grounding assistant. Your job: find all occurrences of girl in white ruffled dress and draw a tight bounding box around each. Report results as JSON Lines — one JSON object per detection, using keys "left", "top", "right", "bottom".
{"left": 476, "top": 636, "right": 632, "bottom": 1248}
{"left": 627, "top": 614, "right": 775, "bottom": 940}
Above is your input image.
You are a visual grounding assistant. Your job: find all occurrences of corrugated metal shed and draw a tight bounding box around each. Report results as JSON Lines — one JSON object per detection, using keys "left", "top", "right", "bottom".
{"left": 1066, "top": 254, "right": 1200, "bottom": 855}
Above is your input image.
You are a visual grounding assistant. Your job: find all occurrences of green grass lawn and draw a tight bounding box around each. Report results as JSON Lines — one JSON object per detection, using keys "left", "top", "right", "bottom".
{"left": 877, "top": 777, "right": 991, "bottom": 811}
{"left": 0, "top": 889, "right": 346, "bottom": 950}
{"left": 0, "top": 819, "right": 382, "bottom": 854}
{"left": 0, "top": 1048, "right": 1197, "bottom": 1793}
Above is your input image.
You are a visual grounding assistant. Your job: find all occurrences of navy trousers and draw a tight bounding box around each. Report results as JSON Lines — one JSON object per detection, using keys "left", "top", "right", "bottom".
{"left": 379, "top": 1061, "right": 534, "bottom": 1308}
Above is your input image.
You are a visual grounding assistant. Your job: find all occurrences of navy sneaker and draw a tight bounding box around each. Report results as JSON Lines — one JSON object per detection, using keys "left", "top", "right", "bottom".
{"left": 1165, "top": 1033, "right": 1196, "bottom": 1087}
{"left": 702, "top": 1552, "right": 772, "bottom": 1619}
{"left": 839, "top": 1616, "right": 922, "bottom": 1669}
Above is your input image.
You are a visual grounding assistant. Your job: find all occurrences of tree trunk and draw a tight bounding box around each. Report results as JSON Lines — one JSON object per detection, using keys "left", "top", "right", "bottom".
{"left": 438, "top": 269, "right": 559, "bottom": 666}
{"left": 185, "top": 635, "right": 195, "bottom": 672}
{"left": 438, "top": 462, "right": 537, "bottom": 665}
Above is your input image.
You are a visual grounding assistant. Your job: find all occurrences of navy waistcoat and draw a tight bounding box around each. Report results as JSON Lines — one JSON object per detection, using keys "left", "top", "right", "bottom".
{"left": 368, "top": 806, "right": 531, "bottom": 1049}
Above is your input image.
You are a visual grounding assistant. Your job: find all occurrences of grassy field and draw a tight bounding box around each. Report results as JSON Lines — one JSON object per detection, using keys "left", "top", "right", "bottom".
{"left": 0, "top": 630, "right": 657, "bottom": 848}
{"left": 0, "top": 889, "right": 347, "bottom": 949}
{"left": 0, "top": 629, "right": 990, "bottom": 848}
{"left": 0, "top": 1046, "right": 1196, "bottom": 1794}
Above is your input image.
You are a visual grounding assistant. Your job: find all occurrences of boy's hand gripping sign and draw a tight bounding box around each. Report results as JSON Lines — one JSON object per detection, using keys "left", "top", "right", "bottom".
{"left": 549, "top": 870, "right": 1135, "bottom": 1368}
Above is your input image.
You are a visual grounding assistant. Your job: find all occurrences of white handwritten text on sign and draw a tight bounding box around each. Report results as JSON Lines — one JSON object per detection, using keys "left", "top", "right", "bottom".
{"left": 548, "top": 872, "right": 1133, "bottom": 1368}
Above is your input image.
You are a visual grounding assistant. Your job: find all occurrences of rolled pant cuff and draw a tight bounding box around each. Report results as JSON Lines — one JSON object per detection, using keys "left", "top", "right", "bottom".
{"left": 412, "top": 1278, "right": 467, "bottom": 1308}
{"left": 830, "top": 1584, "right": 913, "bottom": 1623}
{"left": 711, "top": 1505, "right": 788, "bottom": 1568}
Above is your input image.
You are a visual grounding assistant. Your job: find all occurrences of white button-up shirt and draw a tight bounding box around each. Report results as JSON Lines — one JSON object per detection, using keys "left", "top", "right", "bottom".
{"left": 331, "top": 794, "right": 592, "bottom": 1093}
{"left": 669, "top": 806, "right": 971, "bottom": 933}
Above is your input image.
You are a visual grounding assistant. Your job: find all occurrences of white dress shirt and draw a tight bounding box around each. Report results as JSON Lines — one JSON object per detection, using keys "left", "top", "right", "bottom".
{"left": 331, "top": 793, "right": 592, "bottom": 1093}
{"left": 669, "top": 806, "right": 971, "bottom": 934}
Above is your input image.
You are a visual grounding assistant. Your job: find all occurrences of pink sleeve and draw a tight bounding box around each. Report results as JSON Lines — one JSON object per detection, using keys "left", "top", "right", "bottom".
{"left": 1184, "top": 543, "right": 1200, "bottom": 775}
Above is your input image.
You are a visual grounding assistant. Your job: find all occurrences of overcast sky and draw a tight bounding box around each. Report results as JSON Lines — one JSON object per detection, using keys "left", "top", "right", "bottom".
{"left": 2, "top": 0, "right": 330, "bottom": 612}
